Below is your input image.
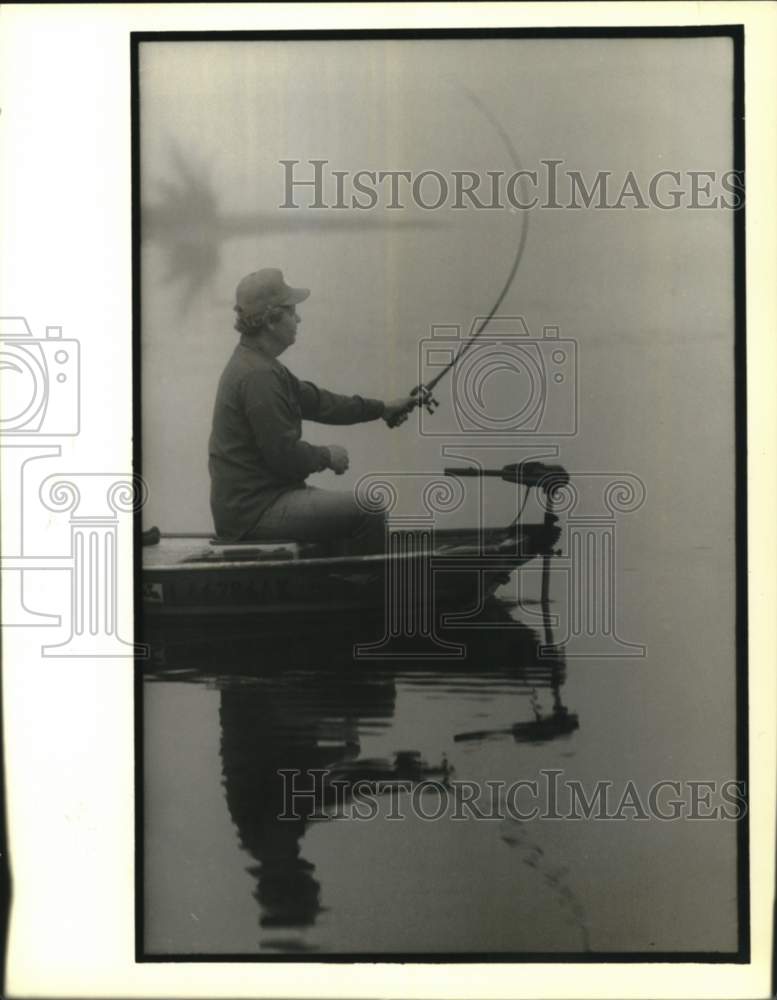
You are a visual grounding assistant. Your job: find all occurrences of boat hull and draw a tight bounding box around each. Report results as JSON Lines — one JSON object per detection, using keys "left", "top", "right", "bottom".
{"left": 140, "top": 522, "right": 560, "bottom": 623}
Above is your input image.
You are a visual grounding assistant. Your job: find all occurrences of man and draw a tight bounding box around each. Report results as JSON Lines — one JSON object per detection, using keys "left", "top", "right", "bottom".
{"left": 208, "top": 268, "right": 415, "bottom": 553}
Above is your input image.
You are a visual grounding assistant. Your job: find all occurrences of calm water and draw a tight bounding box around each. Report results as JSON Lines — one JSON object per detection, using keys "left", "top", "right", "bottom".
{"left": 142, "top": 541, "right": 740, "bottom": 957}
{"left": 137, "top": 33, "right": 739, "bottom": 959}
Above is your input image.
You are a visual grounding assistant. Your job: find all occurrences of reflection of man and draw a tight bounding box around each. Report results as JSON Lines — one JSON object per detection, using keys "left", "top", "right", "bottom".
{"left": 209, "top": 269, "right": 414, "bottom": 551}
{"left": 218, "top": 653, "right": 397, "bottom": 933}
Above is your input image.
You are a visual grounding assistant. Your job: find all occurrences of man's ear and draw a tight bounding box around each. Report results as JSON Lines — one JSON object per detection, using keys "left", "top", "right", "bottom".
{"left": 264, "top": 306, "right": 282, "bottom": 329}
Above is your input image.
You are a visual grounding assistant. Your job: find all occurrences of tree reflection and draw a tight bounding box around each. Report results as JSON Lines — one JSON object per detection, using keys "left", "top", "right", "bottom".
{"left": 142, "top": 146, "right": 443, "bottom": 307}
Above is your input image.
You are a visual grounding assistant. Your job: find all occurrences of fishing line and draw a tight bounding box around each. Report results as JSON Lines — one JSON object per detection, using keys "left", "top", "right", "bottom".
{"left": 509, "top": 486, "right": 531, "bottom": 527}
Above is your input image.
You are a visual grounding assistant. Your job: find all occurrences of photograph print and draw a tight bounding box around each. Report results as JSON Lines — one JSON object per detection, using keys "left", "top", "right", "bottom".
{"left": 136, "top": 29, "right": 746, "bottom": 960}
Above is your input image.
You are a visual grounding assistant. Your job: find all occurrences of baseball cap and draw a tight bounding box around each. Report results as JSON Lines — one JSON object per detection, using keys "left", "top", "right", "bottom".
{"left": 235, "top": 268, "right": 310, "bottom": 318}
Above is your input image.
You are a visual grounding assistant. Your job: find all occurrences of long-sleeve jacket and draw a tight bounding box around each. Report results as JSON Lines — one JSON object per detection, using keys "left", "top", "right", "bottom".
{"left": 209, "top": 337, "right": 384, "bottom": 540}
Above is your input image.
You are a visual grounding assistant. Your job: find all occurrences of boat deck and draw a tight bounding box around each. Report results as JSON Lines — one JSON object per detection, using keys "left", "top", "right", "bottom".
{"left": 142, "top": 537, "right": 305, "bottom": 569}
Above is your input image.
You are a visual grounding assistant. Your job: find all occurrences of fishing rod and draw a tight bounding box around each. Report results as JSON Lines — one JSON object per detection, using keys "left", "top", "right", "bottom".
{"left": 386, "top": 92, "right": 530, "bottom": 429}
{"left": 385, "top": 310, "right": 514, "bottom": 427}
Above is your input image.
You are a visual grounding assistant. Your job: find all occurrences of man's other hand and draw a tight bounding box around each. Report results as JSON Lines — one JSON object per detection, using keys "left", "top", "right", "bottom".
{"left": 327, "top": 444, "right": 350, "bottom": 475}
{"left": 382, "top": 395, "right": 417, "bottom": 427}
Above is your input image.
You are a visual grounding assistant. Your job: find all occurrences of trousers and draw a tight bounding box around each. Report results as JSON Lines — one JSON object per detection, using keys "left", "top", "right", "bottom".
{"left": 249, "top": 486, "right": 387, "bottom": 555}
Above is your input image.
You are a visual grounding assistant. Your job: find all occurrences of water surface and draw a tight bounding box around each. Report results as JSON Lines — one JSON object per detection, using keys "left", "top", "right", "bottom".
{"left": 143, "top": 546, "right": 739, "bottom": 957}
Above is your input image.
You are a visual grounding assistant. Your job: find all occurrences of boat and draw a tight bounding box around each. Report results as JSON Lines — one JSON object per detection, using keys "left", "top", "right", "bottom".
{"left": 140, "top": 460, "right": 568, "bottom": 623}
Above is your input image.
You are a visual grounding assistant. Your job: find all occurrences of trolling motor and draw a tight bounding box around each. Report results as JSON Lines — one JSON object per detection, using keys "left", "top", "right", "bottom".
{"left": 445, "top": 461, "right": 569, "bottom": 642}
{"left": 443, "top": 460, "right": 569, "bottom": 495}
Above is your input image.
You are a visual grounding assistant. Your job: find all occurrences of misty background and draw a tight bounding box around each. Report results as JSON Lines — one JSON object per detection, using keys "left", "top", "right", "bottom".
{"left": 139, "top": 36, "right": 734, "bottom": 541}
{"left": 139, "top": 36, "right": 736, "bottom": 684}
{"left": 140, "top": 36, "right": 740, "bottom": 951}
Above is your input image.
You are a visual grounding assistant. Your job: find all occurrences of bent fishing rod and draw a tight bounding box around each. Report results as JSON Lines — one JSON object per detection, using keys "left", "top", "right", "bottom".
{"left": 386, "top": 93, "right": 530, "bottom": 430}
{"left": 385, "top": 305, "right": 523, "bottom": 427}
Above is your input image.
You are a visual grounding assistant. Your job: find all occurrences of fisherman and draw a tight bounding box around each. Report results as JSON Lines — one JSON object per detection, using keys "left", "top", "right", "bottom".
{"left": 208, "top": 268, "right": 415, "bottom": 553}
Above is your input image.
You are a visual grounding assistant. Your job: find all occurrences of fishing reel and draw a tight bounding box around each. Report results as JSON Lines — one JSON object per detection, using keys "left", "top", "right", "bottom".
{"left": 385, "top": 384, "right": 439, "bottom": 427}
{"left": 412, "top": 383, "right": 439, "bottom": 415}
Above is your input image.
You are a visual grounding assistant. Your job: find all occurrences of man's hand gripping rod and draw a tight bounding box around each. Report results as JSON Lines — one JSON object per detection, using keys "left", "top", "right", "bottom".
{"left": 385, "top": 382, "right": 439, "bottom": 428}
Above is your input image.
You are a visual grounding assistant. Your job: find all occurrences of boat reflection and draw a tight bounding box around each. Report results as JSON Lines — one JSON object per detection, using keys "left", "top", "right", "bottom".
{"left": 144, "top": 603, "right": 578, "bottom": 941}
